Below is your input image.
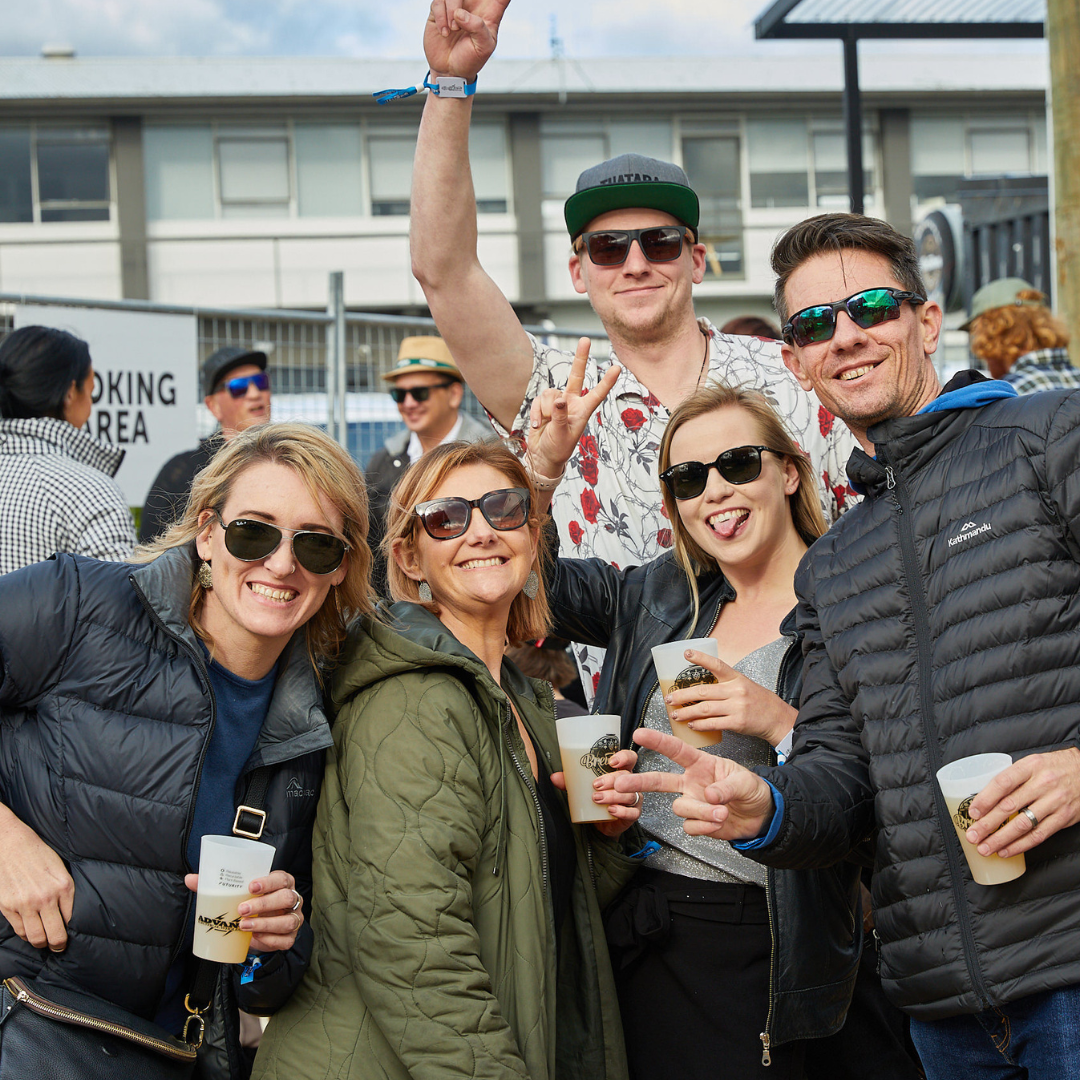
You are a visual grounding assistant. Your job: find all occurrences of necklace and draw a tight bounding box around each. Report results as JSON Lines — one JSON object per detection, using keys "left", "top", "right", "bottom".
{"left": 696, "top": 328, "right": 710, "bottom": 386}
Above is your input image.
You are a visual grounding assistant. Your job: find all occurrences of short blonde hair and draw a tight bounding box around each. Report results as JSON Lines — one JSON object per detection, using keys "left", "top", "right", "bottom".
{"left": 383, "top": 440, "right": 551, "bottom": 645}
{"left": 135, "top": 422, "right": 373, "bottom": 669}
{"left": 969, "top": 292, "right": 1070, "bottom": 369}
{"left": 658, "top": 383, "right": 827, "bottom": 627}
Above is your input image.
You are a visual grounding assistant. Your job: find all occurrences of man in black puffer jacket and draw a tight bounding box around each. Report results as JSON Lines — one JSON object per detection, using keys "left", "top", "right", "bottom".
{"left": 624, "top": 214, "right": 1080, "bottom": 1080}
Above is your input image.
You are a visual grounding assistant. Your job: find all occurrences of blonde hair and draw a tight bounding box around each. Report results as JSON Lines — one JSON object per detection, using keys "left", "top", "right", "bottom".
{"left": 969, "top": 292, "right": 1070, "bottom": 371}
{"left": 383, "top": 440, "right": 551, "bottom": 645}
{"left": 658, "top": 383, "right": 827, "bottom": 627}
{"left": 134, "top": 421, "right": 373, "bottom": 670}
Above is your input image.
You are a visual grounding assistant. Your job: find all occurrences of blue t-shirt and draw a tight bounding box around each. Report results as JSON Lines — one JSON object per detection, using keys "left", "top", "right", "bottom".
{"left": 155, "top": 644, "right": 277, "bottom": 1033}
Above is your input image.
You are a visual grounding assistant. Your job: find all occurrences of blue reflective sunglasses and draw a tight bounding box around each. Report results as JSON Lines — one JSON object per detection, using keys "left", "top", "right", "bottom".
{"left": 219, "top": 372, "right": 270, "bottom": 398}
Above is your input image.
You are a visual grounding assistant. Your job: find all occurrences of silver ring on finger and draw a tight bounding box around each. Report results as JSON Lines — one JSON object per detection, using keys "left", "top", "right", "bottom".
{"left": 631, "top": 791, "right": 642, "bottom": 808}
{"left": 1020, "top": 806, "right": 1040, "bottom": 831}
{"left": 292, "top": 910, "right": 303, "bottom": 933}
{"left": 290, "top": 889, "right": 302, "bottom": 912}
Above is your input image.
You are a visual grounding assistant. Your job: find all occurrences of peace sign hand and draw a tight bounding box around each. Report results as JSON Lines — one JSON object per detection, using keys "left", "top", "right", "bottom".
{"left": 526, "top": 337, "right": 621, "bottom": 483}
{"left": 424, "top": 0, "right": 511, "bottom": 81}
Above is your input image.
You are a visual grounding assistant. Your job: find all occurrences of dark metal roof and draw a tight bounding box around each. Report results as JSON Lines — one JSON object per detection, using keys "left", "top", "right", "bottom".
{"left": 756, "top": 0, "right": 1046, "bottom": 39}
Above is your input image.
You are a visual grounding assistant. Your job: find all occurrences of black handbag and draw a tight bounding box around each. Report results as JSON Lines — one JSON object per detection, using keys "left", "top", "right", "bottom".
{"left": 0, "top": 765, "right": 275, "bottom": 1078}
{"left": 0, "top": 975, "right": 197, "bottom": 1080}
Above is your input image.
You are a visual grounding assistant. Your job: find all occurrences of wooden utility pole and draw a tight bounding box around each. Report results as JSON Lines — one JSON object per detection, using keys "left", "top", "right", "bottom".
{"left": 1049, "top": 0, "right": 1080, "bottom": 366}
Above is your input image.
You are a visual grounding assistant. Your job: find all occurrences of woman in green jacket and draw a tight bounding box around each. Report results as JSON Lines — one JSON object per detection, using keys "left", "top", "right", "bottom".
{"left": 254, "top": 437, "right": 639, "bottom": 1080}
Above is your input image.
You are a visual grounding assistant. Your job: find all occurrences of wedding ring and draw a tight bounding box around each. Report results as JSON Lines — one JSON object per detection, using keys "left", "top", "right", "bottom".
{"left": 631, "top": 792, "right": 642, "bottom": 808}
{"left": 1020, "top": 806, "right": 1039, "bottom": 831}
{"left": 292, "top": 911, "right": 303, "bottom": 933}
{"left": 290, "top": 889, "right": 303, "bottom": 912}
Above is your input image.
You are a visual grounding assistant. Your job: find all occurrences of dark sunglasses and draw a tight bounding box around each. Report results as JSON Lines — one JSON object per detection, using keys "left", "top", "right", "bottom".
{"left": 783, "top": 287, "right": 926, "bottom": 347}
{"left": 219, "top": 372, "right": 270, "bottom": 398}
{"left": 414, "top": 487, "right": 530, "bottom": 540}
{"left": 389, "top": 380, "right": 456, "bottom": 404}
{"left": 576, "top": 225, "right": 693, "bottom": 267}
{"left": 660, "top": 445, "right": 785, "bottom": 501}
{"left": 214, "top": 513, "right": 349, "bottom": 574}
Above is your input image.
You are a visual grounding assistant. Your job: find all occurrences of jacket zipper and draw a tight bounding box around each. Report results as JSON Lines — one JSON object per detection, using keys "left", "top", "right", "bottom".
{"left": 759, "top": 631, "right": 800, "bottom": 1066}
{"left": 503, "top": 704, "right": 550, "bottom": 900}
{"left": 130, "top": 580, "right": 218, "bottom": 967}
{"left": 5, "top": 977, "right": 198, "bottom": 1061}
{"left": 879, "top": 451, "right": 994, "bottom": 1009}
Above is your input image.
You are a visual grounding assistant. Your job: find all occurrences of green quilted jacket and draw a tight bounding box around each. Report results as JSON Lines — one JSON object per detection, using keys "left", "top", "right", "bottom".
{"left": 253, "top": 603, "right": 632, "bottom": 1080}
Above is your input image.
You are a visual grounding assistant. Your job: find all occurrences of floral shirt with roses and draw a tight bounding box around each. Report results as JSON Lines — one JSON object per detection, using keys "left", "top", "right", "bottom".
{"left": 489, "top": 318, "right": 858, "bottom": 703}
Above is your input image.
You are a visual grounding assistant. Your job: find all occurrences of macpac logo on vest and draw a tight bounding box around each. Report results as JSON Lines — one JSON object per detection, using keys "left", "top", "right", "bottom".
{"left": 948, "top": 520, "right": 992, "bottom": 547}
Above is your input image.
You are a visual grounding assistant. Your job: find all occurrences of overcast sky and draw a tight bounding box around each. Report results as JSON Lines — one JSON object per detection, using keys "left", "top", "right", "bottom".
{"left": 4, "top": 0, "right": 1049, "bottom": 61}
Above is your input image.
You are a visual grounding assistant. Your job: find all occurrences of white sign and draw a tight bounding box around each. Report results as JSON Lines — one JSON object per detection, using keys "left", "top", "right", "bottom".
{"left": 13, "top": 304, "right": 198, "bottom": 506}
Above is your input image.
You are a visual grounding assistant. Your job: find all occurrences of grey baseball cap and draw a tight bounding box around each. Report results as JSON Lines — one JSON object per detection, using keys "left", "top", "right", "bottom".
{"left": 960, "top": 278, "right": 1045, "bottom": 331}
{"left": 202, "top": 345, "right": 268, "bottom": 397}
{"left": 563, "top": 153, "right": 700, "bottom": 240}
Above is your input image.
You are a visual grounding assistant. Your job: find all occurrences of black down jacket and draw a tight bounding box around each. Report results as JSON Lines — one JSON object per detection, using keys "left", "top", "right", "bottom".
{"left": 756, "top": 386, "right": 1080, "bottom": 1020}
{"left": 0, "top": 545, "right": 332, "bottom": 1078}
{"left": 547, "top": 551, "right": 862, "bottom": 1053}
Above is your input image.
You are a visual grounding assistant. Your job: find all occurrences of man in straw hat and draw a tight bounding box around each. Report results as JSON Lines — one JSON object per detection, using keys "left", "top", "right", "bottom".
{"left": 366, "top": 336, "right": 495, "bottom": 594}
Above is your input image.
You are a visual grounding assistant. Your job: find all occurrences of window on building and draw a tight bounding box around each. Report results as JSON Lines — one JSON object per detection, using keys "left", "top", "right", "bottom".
{"left": 296, "top": 124, "right": 364, "bottom": 217}
{"left": 748, "top": 120, "right": 809, "bottom": 208}
{"left": 0, "top": 128, "right": 33, "bottom": 223}
{"left": 144, "top": 125, "right": 215, "bottom": 221}
{"left": 470, "top": 121, "right": 510, "bottom": 214}
{"left": 36, "top": 127, "right": 111, "bottom": 222}
{"left": 609, "top": 119, "right": 673, "bottom": 163}
{"left": 217, "top": 129, "right": 290, "bottom": 218}
{"left": 682, "top": 136, "right": 743, "bottom": 278}
{"left": 811, "top": 129, "right": 875, "bottom": 208}
{"left": 541, "top": 133, "right": 607, "bottom": 199}
{"left": 910, "top": 116, "right": 965, "bottom": 202}
{"left": 970, "top": 129, "right": 1030, "bottom": 175}
{"left": 369, "top": 134, "right": 416, "bottom": 217}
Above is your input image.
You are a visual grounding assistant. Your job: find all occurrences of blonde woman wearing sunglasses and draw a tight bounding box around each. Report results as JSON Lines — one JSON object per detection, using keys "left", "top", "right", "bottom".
{"left": 523, "top": 346, "right": 920, "bottom": 1080}
{"left": 254, "top": 436, "right": 639, "bottom": 1080}
{"left": 0, "top": 422, "right": 371, "bottom": 1079}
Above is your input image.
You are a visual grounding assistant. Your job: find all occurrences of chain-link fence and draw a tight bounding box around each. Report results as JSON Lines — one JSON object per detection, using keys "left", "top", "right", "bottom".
{"left": 0, "top": 285, "right": 608, "bottom": 470}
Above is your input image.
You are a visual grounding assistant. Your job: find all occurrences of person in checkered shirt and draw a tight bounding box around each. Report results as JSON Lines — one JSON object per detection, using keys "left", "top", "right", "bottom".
{"left": 0, "top": 325, "right": 134, "bottom": 575}
{"left": 963, "top": 277, "right": 1080, "bottom": 396}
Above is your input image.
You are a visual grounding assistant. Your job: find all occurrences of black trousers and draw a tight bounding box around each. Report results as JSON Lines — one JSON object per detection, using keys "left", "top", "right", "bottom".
{"left": 606, "top": 869, "right": 805, "bottom": 1080}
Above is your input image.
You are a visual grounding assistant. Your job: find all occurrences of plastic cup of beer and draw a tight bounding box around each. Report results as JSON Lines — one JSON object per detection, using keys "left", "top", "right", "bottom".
{"left": 650, "top": 638, "right": 722, "bottom": 748}
{"left": 556, "top": 714, "right": 621, "bottom": 824}
{"left": 193, "top": 834, "right": 277, "bottom": 963}
{"left": 936, "top": 753, "right": 1026, "bottom": 886}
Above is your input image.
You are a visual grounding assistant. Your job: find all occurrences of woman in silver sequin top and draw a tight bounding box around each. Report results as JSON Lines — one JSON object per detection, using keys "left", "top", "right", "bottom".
{"left": 527, "top": 358, "right": 921, "bottom": 1080}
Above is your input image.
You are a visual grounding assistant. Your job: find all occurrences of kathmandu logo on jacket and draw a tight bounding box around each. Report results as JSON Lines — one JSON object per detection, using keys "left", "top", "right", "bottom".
{"left": 286, "top": 777, "right": 316, "bottom": 799}
{"left": 948, "top": 520, "right": 992, "bottom": 547}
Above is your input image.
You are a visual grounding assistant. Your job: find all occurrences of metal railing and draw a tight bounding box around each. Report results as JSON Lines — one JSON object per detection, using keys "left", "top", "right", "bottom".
{"left": 0, "top": 276, "right": 609, "bottom": 469}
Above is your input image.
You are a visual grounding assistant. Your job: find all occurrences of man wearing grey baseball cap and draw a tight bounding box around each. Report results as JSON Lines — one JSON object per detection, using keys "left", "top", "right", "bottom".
{"left": 411, "top": 0, "right": 855, "bottom": 704}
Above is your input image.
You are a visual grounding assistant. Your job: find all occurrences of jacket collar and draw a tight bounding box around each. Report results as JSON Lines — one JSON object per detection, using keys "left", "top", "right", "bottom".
{"left": 128, "top": 545, "right": 332, "bottom": 767}
{"left": 0, "top": 416, "right": 125, "bottom": 477}
{"left": 847, "top": 371, "right": 1015, "bottom": 495}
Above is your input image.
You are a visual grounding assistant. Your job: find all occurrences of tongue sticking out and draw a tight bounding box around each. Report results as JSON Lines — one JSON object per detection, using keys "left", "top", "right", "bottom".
{"left": 715, "top": 511, "right": 748, "bottom": 539}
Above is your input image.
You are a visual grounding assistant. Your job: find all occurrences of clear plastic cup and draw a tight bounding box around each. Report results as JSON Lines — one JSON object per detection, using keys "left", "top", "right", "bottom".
{"left": 556, "top": 713, "right": 621, "bottom": 823}
{"left": 650, "top": 637, "right": 722, "bottom": 747}
{"left": 193, "top": 834, "right": 277, "bottom": 962}
{"left": 936, "top": 753, "right": 1025, "bottom": 886}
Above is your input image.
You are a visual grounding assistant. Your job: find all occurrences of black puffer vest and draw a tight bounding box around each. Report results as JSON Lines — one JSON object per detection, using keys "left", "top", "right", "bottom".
{"left": 0, "top": 546, "right": 332, "bottom": 1077}
{"left": 760, "top": 387, "right": 1080, "bottom": 1019}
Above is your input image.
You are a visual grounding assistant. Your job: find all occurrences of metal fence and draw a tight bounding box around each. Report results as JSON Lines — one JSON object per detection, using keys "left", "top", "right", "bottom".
{"left": 0, "top": 276, "right": 608, "bottom": 470}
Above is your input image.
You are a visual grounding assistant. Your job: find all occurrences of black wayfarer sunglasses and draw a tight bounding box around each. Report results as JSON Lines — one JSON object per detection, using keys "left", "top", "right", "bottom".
{"left": 783, "top": 287, "right": 925, "bottom": 348}
{"left": 389, "top": 381, "right": 456, "bottom": 404}
{"left": 660, "top": 446, "right": 786, "bottom": 501}
{"left": 414, "top": 487, "right": 531, "bottom": 540}
{"left": 214, "top": 513, "right": 349, "bottom": 574}
{"left": 576, "top": 225, "right": 694, "bottom": 267}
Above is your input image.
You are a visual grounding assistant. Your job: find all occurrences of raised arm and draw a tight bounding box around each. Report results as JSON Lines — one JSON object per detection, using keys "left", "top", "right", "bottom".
{"left": 411, "top": 0, "right": 534, "bottom": 430}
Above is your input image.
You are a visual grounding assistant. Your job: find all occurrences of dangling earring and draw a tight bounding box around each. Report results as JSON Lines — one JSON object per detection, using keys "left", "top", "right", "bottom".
{"left": 523, "top": 569, "right": 539, "bottom": 599}
{"left": 418, "top": 581, "right": 433, "bottom": 603}
{"left": 198, "top": 561, "right": 213, "bottom": 589}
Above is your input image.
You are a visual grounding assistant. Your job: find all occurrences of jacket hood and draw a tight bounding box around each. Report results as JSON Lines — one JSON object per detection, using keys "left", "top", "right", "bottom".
{"left": 128, "top": 544, "right": 333, "bottom": 769}
{"left": 0, "top": 416, "right": 125, "bottom": 477}
{"left": 331, "top": 600, "right": 539, "bottom": 714}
